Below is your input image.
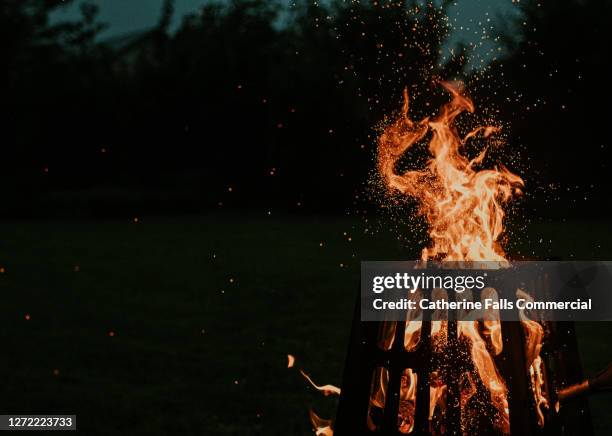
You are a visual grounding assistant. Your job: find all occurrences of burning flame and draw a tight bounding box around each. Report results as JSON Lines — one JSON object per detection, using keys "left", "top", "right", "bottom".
{"left": 287, "top": 354, "right": 340, "bottom": 434}
{"left": 309, "top": 410, "right": 334, "bottom": 436}
{"left": 481, "top": 288, "right": 503, "bottom": 356}
{"left": 517, "top": 289, "right": 550, "bottom": 427}
{"left": 378, "top": 81, "right": 523, "bottom": 263}
{"left": 378, "top": 81, "right": 525, "bottom": 433}
{"left": 299, "top": 369, "right": 342, "bottom": 396}
{"left": 367, "top": 367, "right": 389, "bottom": 431}
{"left": 399, "top": 368, "right": 418, "bottom": 433}
{"left": 429, "top": 371, "right": 447, "bottom": 420}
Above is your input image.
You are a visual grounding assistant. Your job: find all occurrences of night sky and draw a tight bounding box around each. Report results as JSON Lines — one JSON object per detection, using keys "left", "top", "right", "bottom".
{"left": 52, "top": 0, "right": 520, "bottom": 54}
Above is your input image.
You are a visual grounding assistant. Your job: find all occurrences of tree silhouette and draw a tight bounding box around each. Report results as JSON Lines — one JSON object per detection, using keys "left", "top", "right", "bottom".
{"left": 5, "top": 0, "right": 605, "bottom": 217}
{"left": 486, "top": 0, "right": 612, "bottom": 216}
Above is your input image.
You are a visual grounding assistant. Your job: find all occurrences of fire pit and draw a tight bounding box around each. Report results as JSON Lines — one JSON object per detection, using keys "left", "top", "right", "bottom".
{"left": 295, "top": 82, "right": 606, "bottom": 435}
{"left": 333, "top": 82, "right": 592, "bottom": 435}
{"left": 334, "top": 294, "right": 592, "bottom": 435}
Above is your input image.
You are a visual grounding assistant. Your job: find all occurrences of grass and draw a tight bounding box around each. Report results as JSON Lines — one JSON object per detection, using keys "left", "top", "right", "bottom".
{"left": 0, "top": 213, "right": 610, "bottom": 435}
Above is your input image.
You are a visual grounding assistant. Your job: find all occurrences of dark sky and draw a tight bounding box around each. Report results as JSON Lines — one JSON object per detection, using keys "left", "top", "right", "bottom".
{"left": 52, "top": 0, "right": 520, "bottom": 66}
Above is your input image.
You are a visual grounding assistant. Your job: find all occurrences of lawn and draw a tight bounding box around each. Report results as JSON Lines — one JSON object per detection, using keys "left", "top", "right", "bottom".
{"left": 0, "top": 213, "right": 610, "bottom": 435}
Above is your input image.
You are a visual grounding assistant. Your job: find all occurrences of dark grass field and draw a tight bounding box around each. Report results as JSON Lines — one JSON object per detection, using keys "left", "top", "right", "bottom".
{"left": 0, "top": 213, "right": 610, "bottom": 435}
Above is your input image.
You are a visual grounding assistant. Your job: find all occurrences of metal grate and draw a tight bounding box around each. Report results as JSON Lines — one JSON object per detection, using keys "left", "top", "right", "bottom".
{"left": 334, "top": 286, "right": 592, "bottom": 435}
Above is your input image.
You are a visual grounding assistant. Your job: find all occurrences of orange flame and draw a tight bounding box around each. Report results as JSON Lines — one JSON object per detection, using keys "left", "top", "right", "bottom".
{"left": 481, "top": 288, "right": 503, "bottom": 356}
{"left": 429, "top": 371, "right": 447, "bottom": 434}
{"left": 299, "top": 369, "right": 342, "bottom": 397}
{"left": 288, "top": 355, "right": 339, "bottom": 435}
{"left": 309, "top": 409, "right": 334, "bottom": 436}
{"left": 378, "top": 81, "right": 523, "bottom": 263}
{"left": 517, "top": 289, "right": 550, "bottom": 427}
{"left": 398, "top": 368, "right": 418, "bottom": 433}
{"left": 367, "top": 367, "right": 389, "bottom": 431}
{"left": 378, "top": 81, "right": 525, "bottom": 433}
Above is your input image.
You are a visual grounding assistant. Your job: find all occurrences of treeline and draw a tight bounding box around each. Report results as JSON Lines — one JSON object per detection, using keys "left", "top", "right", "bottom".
{"left": 1, "top": 0, "right": 610, "bottom": 217}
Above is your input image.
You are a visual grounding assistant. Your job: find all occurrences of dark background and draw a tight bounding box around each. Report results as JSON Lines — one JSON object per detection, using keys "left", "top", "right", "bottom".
{"left": 0, "top": 0, "right": 611, "bottom": 434}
